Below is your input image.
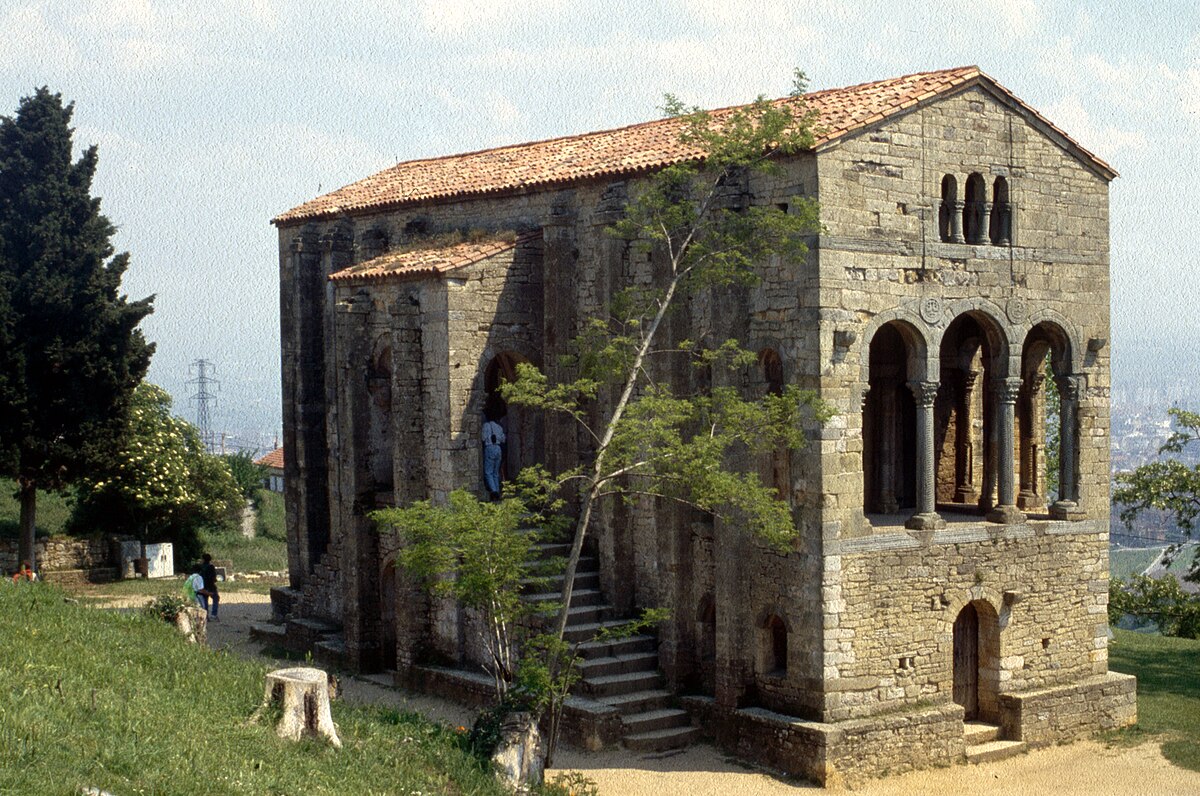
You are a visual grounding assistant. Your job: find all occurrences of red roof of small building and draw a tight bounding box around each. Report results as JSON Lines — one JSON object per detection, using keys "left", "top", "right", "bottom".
{"left": 328, "top": 233, "right": 530, "bottom": 283}
{"left": 256, "top": 447, "right": 284, "bottom": 470}
{"left": 274, "top": 66, "right": 1115, "bottom": 225}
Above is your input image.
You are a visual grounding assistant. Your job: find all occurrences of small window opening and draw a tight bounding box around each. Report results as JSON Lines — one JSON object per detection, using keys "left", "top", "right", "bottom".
{"left": 765, "top": 614, "right": 787, "bottom": 675}
{"left": 939, "top": 174, "right": 958, "bottom": 242}
{"left": 989, "top": 176, "right": 1011, "bottom": 245}
{"left": 963, "top": 173, "right": 987, "bottom": 244}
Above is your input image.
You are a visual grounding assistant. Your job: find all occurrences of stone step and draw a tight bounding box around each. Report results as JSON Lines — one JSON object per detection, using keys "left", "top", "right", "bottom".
{"left": 966, "top": 739, "right": 1028, "bottom": 765}
{"left": 964, "top": 721, "right": 1001, "bottom": 745}
{"left": 576, "top": 634, "right": 657, "bottom": 660}
{"left": 581, "top": 670, "right": 664, "bottom": 698}
{"left": 314, "top": 636, "right": 347, "bottom": 667}
{"left": 521, "top": 571, "right": 600, "bottom": 593}
{"left": 563, "top": 603, "right": 610, "bottom": 626}
{"left": 623, "top": 725, "right": 702, "bottom": 753}
{"left": 525, "top": 588, "right": 604, "bottom": 608}
{"left": 596, "top": 688, "right": 673, "bottom": 715}
{"left": 577, "top": 651, "right": 661, "bottom": 679}
{"left": 532, "top": 542, "right": 573, "bottom": 558}
{"left": 621, "top": 707, "right": 692, "bottom": 735}
{"left": 563, "top": 618, "right": 633, "bottom": 643}
{"left": 249, "top": 621, "right": 288, "bottom": 644}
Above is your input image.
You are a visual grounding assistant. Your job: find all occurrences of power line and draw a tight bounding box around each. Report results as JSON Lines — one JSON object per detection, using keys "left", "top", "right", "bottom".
{"left": 187, "top": 359, "right": 220, "bottom": 454}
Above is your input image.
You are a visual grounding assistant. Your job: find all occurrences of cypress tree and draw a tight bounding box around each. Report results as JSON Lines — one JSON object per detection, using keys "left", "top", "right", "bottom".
{"left": 0, "top": 87, "right": 154, "bottom": 568}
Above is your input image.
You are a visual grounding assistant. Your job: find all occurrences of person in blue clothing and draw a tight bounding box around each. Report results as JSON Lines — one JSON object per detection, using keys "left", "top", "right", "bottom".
{"left": 197, "top": 553, "right": 220, "bottom": 620}
{"left": 482, "top": 409, "right": 506, "bottom": 501}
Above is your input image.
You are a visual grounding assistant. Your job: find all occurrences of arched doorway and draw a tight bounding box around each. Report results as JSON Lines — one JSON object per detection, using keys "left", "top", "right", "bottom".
{"left": 952, "top": 601, "right": 1000, "bottom": 721}
{"left": 1018, "top": 322, "right": 1075, "bottom": 514}
{"left": 483, "top": 352, "right": 541, "bottom": 487}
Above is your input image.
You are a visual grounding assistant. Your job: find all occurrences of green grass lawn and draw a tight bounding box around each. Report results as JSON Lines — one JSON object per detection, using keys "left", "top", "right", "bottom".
{"left": 0, "top": 583, "right": 509, "bottom": 796}
{"left": 0, "top": 477, "right": 74, "bottom": 538}
{"left": 1109, "top": 628, "right": 1200, "bottom": 771}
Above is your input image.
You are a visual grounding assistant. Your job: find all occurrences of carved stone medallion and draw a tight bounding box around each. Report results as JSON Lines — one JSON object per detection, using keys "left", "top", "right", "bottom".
{"left": 919, "top": 297, "right": 943, "bottom": 325}
{"left": 1006, "top": 298, "right": 1027, "bottom": 324}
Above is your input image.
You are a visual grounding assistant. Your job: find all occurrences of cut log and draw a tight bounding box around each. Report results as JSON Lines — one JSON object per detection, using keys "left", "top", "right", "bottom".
{"left": 248, "top": 666, "right": 342, "bottom": 748}
{"left": 173, "top": 606, "right": 207, "bottom": 645}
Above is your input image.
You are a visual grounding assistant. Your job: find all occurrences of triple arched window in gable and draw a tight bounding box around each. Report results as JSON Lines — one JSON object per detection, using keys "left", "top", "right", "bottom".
{"left": 939, "top": 172, "right": 1012, "bottom": 245}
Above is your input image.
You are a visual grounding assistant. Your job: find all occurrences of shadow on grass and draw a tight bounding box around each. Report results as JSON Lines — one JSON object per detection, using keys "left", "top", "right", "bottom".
{"left": 1109, "top": 629, "right": 1200, "bottom": 772}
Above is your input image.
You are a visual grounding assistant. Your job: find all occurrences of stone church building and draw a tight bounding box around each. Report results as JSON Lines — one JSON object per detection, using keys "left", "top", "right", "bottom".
{"left": 267, "top": 66, "right": 1135, "bottom": 785}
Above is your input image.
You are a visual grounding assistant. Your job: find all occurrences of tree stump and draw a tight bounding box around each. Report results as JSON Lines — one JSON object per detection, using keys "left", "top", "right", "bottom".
{"left": 491, "top": 711, "right": 545, "bottom": 792}
{"left": 173, "top": 606, "right": 207, "bottom": 645}
{"left": 249, "top": 667, "right": 342, "bottom": 748}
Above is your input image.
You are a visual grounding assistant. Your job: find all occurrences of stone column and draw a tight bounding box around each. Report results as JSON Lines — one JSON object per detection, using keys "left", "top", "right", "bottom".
{"left": 1051, "top": 375, "right": 1086, "bottom": 520}
{"left": 1017, "top": 373, "right": 1044, "bottom": 510}
{"left": 950, "top": 200, "right": 964, "bottom": 243}
{"left": 906, "top": 380, "right": 945, "bottom": 531}
{"left": 954, "top": 369, "right": 980, "bottom": 504}
{"left": 987, "top": 377, "right": 1025, "bottom": 524}
{"left": 878, "top": 380, "right": 900, "bottom": 514}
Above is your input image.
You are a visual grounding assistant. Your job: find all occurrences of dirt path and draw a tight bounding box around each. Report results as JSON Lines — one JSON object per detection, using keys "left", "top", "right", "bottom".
{"left": 118, "top": 592, "right": 1200, "bottom": 795}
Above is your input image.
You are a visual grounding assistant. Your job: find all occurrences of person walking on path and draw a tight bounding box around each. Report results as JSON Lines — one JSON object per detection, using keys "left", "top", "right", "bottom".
{"left": 198, "top": 553, "right": 220, "bottom": 620}
{"left": 184, "top": 571, "right": 205, "bottom": 610}
{"left": 482, "top": 413, "right": 506, "bottom": 501}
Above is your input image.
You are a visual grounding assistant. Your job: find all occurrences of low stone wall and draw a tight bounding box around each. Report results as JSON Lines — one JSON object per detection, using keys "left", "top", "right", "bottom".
{"left": 0, "top": 535, "right": 127, "bottom": 575}
{"left": 999, "top": 671, "right": 1137, "bottom": 746}
{"left": 683, "top": 696, "right": 963, "bottom": 787}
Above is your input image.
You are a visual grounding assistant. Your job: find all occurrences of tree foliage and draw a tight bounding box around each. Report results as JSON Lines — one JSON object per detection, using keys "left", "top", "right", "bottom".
{"left": 223, "top": 451, "right": 266, "bottom": 499}
{"left": 373, "top": 488, "right": 562, "bottom": 701}
{"left": 1110, "top": 574, "right": 1200, "bottom": 639}
{"left": 504, "top": 83, "right": 830, "bottom": 639}
{"left": 0, "top": 87, "right": 153, "bottom": 566}
{"left": 1113, "top": 408, "right": 1200, "bottom": 580}
{"left": 74, "top": 383, "right": 241, "bottom": 562}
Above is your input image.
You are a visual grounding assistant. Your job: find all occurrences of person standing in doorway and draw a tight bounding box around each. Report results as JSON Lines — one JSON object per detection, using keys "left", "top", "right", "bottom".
{"left": 198, "top": 553, "right": 220, "bottom": 620}
{"left": 482, "top": 411, "right": 506, "bottom": 501}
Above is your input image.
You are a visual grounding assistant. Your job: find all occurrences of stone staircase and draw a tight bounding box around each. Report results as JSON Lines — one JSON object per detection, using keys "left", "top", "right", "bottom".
{"left": 525, "top": 542, "right": 699, "bottom": 753}
{"left": 963, "top": 720, "right": 1026, "bottom": 764}
{"left": 250, "top": 611, "right": 347, "bottom": 668}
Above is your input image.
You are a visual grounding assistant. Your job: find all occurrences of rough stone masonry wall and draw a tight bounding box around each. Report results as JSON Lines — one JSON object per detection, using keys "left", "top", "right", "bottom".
{"left": 0, "top": 535, "right": 122, "bottom": 575}
{"left": 815, "top": 85, "right": 1111, "bottom": 539}
{"left": 823, "top": 519, "right": 1109, "bottom": 721}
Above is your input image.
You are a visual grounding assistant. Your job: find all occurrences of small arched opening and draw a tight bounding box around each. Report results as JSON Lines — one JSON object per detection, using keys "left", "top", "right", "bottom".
{"left": 379, "top": 562, "right": 398, "bottom": 670}
{"left": 760, "top": 613, "right": 788, "bottom": 676}
{"left": 758, "top": 348, "right": 791, "bottom": 501}
{"left": 963, "top": 173, "right": 987, "bottom": 244}
{"left": 696, "top": 595, "right": 717, "bottom": 695}
{"left": 366, "top": 337, "right": 394, "bottom": 498}
{"left": 989, "top": 176, "right": 1011, "bottom": 245}
{"left": 939, "top": 174, "right": 960, "bottom": 242}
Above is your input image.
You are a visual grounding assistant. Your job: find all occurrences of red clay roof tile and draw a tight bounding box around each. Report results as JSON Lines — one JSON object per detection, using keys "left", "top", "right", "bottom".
{"left": 256, "top": 447, "right": 284, "bottom": 469}
{"left": 328, "top": 232, "right": 537, "bottom": 283}
{"left": 274, "top": 66, "right": 1114, "bottom": 225}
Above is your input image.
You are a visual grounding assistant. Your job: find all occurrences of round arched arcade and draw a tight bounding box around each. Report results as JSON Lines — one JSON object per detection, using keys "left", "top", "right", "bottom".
{"left": 861, "top": 307, "right": 1087, "bottom": 529}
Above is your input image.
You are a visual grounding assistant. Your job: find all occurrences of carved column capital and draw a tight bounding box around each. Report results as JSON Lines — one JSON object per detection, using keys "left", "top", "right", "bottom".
{"left": 992, "top": 377, "right": 1023, "bottom": 404}
{"left": 1056, "top": 375, "right": 1084, "bottom": 403}
{"left": 907, "top": 380, "right": 940, "bottom": 408}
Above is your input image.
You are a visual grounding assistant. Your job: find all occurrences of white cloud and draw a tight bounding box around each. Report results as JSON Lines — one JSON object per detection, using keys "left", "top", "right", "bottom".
{"left": 415, "top": 0, "right": 564, "bottom": 36}
{"left": 0, "top": 3, "right": 81, "bottom": 73}
{"left": 1041, "top": 95, "right": 1146, "bottom": 160}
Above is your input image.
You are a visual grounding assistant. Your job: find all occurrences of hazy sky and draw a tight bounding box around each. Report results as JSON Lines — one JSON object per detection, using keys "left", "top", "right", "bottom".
{"left": 1, "top": 0, "right": 1195, "bottom": 446}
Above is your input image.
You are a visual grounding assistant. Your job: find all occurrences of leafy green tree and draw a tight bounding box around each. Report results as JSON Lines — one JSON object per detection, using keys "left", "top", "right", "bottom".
{"left": 75, "top": 383, "right": 241, "bottom": 563}
{"left": 1113, "top": 408, "right": 1200, "bottom": 580}
{"left": 504, "top": 79, "right": 830, "bottom": 640}
{"left": 374, "top": 488, "right": 559, "bottom": 700}
{"left": 223, "top": 451, "right": 266, "bottom": 499}
{"left": 0, "top": 88, "right": 153, "bottom": 568}
{"left": 1109, "top": 574, "right": 1200, "bottom": 639}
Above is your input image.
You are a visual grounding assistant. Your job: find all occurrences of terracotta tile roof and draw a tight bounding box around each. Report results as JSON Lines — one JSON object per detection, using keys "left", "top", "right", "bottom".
{"left": 255, "top": 447, "right": 284, "bottom": 469}
{"left": 274, "top": 66, "right": 1114, "bottom": 225}
{"left": 328, "top": 232, "right": 537, "bottom": 283}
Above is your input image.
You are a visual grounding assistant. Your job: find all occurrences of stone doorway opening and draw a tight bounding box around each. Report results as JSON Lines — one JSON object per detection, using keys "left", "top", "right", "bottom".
{"left": 483, "top": 351, "right": 541, "bottom": 486}
{"left": 952, "top": 600, "right": 1000, "bottom": 722}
